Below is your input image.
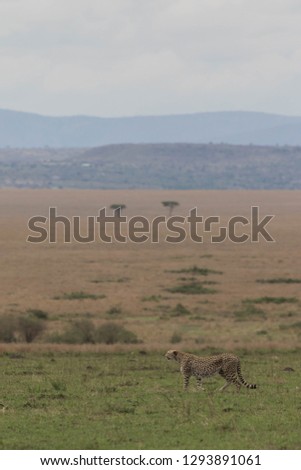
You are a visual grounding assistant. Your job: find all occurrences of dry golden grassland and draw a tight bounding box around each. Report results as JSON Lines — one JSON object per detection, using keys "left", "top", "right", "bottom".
{"left": 0, "top": 189, "right": 300, "bottom": 352}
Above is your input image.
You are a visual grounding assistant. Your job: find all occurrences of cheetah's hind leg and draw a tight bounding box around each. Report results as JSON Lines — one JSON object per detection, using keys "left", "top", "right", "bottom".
{"left": 218, "top": 381, "right": 231, "bottom": 392}
{"left": 218, "top": 378, "right": 241, "bottom": 392}
{"left": 218, "top": 369, "right": 241, "bottom": 392}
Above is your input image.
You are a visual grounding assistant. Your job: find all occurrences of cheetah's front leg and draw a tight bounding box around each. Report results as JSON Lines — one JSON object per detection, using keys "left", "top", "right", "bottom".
{"left": 183, "top": 374, "right": 190, "bottom": 390}
{"left": 196, "top": 377, "right": 205, "bottom": 391}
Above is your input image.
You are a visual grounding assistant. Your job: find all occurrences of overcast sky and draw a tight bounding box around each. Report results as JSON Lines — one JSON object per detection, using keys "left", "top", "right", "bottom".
{"left": 1, "top": 0, "right": 301, "bottom": 117}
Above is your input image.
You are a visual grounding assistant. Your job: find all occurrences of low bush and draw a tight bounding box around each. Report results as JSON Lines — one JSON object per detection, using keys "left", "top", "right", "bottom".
{"left": 0, "top": 315, "right": 17, "bottom": 342}
{"left": 106, "top": 306, "right": 123, "bottom": 316}
{"left": 95, "top": 323, "right": 140, "bottom": 345}
{"left": 62, "top": 319, "right": 96, "bottom": 344}
{"left": 26, "top": 309, "right": 49, "bottom": 320}
{"left": 55, "top": 291, "right": 106, "bottom": 300}
{"left": 141, "top": 295, "right": 162, "bottom": 302}
{"left": 234, "top": 303, "right": 266, "bottom": 320}
{"left": 18, "top": 316, "right": 46, "bottom": 343}
{"left": 171, "top": 303, "right": 190, "bottom": 316}
{"left": 167, "top": 266, "right": 222, "bottom": 276}
{"left": 0, "top": 313, "right": 46, "bottom": 343}
{"left": 167, "top": 282, "right": 217, "bottom": 295}
{"left": 53, "top": 320, "right": 140, "bottom": 345}
{"left": 244, "top": 297, "right": 298, "bottom": 304}
{"left": 170, "top": 332, "right": 182, "bottom": 344}
{"left": 256, "top": 278, "right": 301, "bottom": 284}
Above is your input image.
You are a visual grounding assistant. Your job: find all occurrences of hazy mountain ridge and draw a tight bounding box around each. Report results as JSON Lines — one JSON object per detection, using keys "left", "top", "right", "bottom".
{"left": 2, "top": 109, "right": 301, "bottom": 147}
{"left": 1, "top": 143, "right": 301, "bottom": 189}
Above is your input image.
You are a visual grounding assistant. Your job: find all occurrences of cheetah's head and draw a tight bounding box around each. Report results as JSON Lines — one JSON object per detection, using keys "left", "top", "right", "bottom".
{"left": 165, "top": 350, "right": 178, "bottom": 361}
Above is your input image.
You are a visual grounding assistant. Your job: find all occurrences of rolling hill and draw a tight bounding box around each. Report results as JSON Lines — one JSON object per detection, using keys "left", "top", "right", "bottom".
{"left": 2, "top": 108, "right": 301, "bottom": 147}
{"left": 1, "top": 143, "right": 300, "bottom": 189}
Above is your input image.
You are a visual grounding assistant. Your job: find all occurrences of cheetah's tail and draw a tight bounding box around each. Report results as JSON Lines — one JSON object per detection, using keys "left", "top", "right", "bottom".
{"left": 237, "top": 363, "right": 257, "bottom": 389}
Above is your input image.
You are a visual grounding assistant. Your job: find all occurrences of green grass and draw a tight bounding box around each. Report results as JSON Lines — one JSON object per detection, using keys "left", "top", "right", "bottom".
{"left": 166, "top": 282, "right": 217, "bottom": 295}
{"left": 167, "top": 266, "right": 222, "bottom": 276}
{"left": 55, "top": 291, "right": 106, "bottom": 300}
{"left": 256, "top": 278, "right": 301, "bottom": 284}
{"left": 243, "top": 297, "right": 298, "bottom": 305}
{"left": 279, "top": 321, "right": 301, "bottom": 330}
{"left": 26, "top": 309, "right": 49, "bottom": 320}
{"left": 106, "top": 306, "right": 123, "bottom": 316}
{"left": 141, "top": 295, "right": 162, "bottom": 302}
{"left": 91, "top": 277, "right": 129, "bottom": 284}
{"left": 171, "top": 303, "right": 191, "bottom": 316}
{"left": 234, "top": 303, "right": 266, "bottom": 321}
{"left": 0, "top": 350, "right": 300, "bottom": 450}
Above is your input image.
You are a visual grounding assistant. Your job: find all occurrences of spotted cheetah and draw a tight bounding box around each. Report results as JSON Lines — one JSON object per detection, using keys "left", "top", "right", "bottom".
{"left": 165, "top": 350, "right": 256, "bottom": 391}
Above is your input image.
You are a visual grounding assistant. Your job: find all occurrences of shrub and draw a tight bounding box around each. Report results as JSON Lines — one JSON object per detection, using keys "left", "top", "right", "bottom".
{"left": 50, "top": 380, "right": 67, "bottom": 392}
{"left": 167, "top": 266, "right": 222, "bottom": 276}
{"left": 55, "top": 291, "right": 105, "bottom": 300}
{"left": 256, "top": 278, "right": 301, "bottom": 284}
{"left": 53, "top": 320, "right": 140, "bottom": 345}
{"left": 195, "top": 337, "right": 205, "bottom": 345}
{"left": 106, "top": 306, "right": 122, "bottom": 316}
{"left": 171, "top": 303, "right": 190, "bottom": 316}
{"left": 234, "top": 303, "right": 266, "bottom": 320}
{"left": 26, "top": 309, "right": 49, "bottom": 320}
{"left": 167, "top": 282, "right": 217, "bottom": 295}
{"left": 244, "top": 297, "right": 298, "bottom": 304}
{"left": 63, "top": 319, "right": 96, "bottom": 344}
{"left": 256, "top": 329, "right": 268, "bottom": 335}
{"left": 18, "top": 316, "right": 46, "bottom": 343}
{"left": 279, "top": 321, "right": 301, "bottom": 330}
{"left": 0, "top": 315, "right": 17, "bottom": 342}
{"left": 141, "top": 295, "right": 162, "bottom": 302}
{"left": 95, "top": 323, "right": 140, "bottom": 344}
{"left": 170, "top": 332, "right": 182, "bottom": 344}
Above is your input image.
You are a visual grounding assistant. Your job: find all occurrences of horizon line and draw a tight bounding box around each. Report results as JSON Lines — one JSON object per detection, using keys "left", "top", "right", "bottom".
{"left": 1, "top": 107, "right": 300, "bottom": 120}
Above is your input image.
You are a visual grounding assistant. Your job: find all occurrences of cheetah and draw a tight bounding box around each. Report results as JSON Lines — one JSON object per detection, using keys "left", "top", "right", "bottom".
{"left": 165, "top": 350, "right": 256, "bottom": 391}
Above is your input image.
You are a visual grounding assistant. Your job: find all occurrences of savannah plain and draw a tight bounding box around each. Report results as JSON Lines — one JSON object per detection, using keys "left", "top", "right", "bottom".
{"left": 0, "top": 189, "right": 300, "bottom": 449}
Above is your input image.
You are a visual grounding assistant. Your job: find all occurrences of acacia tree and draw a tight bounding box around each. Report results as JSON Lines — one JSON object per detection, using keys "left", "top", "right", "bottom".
{"left": 110, "top": 204, "right": 126, "bottom": 217}
{"left": 161, "top": 200, "right": 179, "bottom": 216}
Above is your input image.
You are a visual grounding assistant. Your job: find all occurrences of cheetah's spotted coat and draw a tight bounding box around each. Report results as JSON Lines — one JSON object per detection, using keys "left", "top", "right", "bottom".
{"left": 165, "top": 350, "right": 256, "bottom": 391}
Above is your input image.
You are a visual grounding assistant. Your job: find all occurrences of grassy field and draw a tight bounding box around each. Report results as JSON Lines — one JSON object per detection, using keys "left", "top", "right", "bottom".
{"left": 0, "top": 350, "right": 300, "bottom": 450}
{"left": 1, "top": 189, "right": 301, "bottom": 350}
{"left": 0, "top": 189, "right": 300, "bottom": 449}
